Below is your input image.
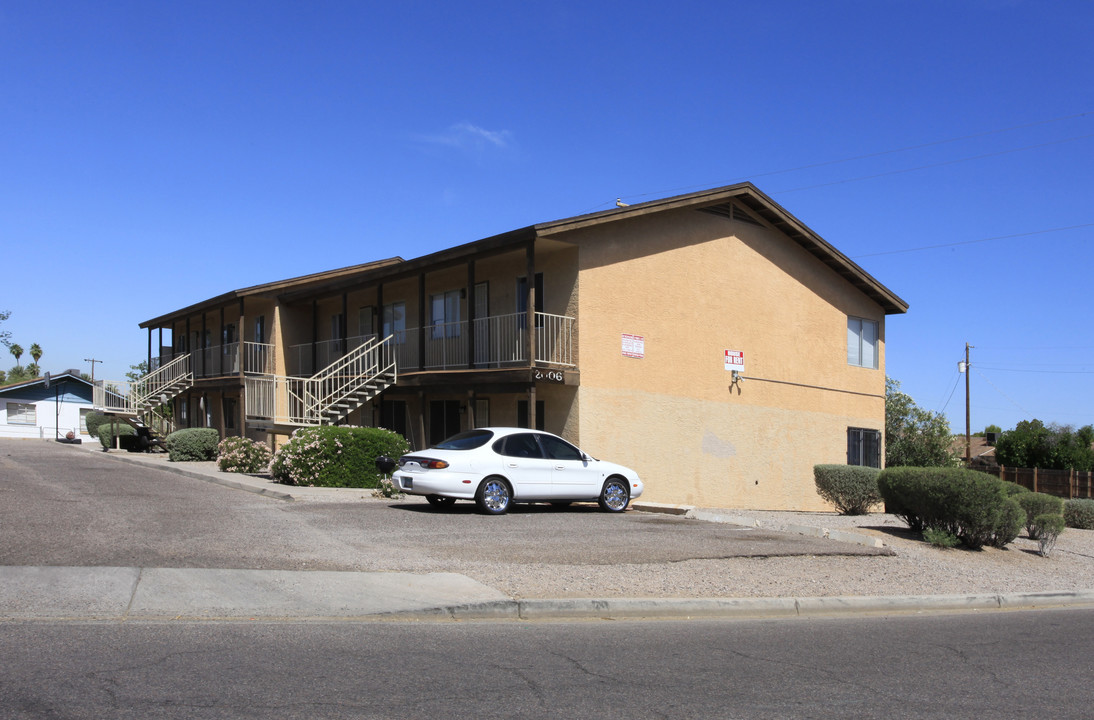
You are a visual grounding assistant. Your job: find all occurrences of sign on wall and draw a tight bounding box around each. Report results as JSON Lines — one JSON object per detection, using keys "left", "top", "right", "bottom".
{"left": 622, "top": 333, "right": 645, "bottom": 359}
{"left": 724, "top": 349, "right": 745, "bottom": 372}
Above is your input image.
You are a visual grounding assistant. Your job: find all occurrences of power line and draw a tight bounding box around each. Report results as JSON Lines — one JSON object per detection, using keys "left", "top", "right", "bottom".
{"left": 772, "top": 133, "right": 1094, "bottom": 195}
{"left": 851, "top": 222, "right": 1094, "bottom": 259}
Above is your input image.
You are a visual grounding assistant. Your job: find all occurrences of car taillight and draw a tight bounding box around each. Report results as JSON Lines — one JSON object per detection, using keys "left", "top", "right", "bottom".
{"left": 421, "top": 459, "right": 449, "bottom": 469}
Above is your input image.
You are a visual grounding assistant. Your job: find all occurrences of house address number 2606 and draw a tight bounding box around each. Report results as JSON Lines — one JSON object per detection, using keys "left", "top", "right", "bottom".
{"left": 534, "top": 369, "right": 565, "bottom": 383}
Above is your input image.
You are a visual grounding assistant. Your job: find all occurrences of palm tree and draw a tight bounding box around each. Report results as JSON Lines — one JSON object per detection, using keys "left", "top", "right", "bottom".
{"left": 29, "top": 343, "right": 42, "bottom": 366}
{"left": 9, "top": 343, "right": 22, "bottom": 368}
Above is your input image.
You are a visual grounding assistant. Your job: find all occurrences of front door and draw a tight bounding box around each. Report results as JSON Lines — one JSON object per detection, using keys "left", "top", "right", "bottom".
{"left": 429, "top": 400, "right": 461, "bottom": 445}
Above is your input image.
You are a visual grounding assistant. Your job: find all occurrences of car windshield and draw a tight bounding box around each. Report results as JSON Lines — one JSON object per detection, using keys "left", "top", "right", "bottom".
{"left": 434, "top": 429, "right": 494, "bottom": 450}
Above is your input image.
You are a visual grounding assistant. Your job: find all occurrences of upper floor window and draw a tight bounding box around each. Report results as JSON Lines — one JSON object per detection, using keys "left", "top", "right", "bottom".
{"left": 431, "top": 290, "right": 462, "bottom": 338}
{"left": 847, "top": 316, "right": 878, "bottom": 369}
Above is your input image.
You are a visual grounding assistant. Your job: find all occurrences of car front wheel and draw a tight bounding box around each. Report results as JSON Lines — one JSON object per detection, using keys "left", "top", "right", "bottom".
{"left": 598, "top": 477, "right": 630, "bottom": 512}
{"left": 476, "top": 477, "right": 512, "bottom": 515}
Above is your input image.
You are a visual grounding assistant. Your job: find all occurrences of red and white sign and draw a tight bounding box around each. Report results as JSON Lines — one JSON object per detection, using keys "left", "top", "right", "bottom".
{"left": 724, "top": 350, "right": 745, "bottom": 372}
{"left": 622, "top": 333, "right": 645, "bottom": 359}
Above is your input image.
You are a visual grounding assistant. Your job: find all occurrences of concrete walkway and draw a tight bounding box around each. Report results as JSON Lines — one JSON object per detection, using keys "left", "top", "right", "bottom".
{"left": 6, "top": 445, "right": 1087, "bottom": 623}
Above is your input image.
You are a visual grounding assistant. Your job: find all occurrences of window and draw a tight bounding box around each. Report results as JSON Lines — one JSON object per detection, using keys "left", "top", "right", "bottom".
{"left": 382, "top": 302, "right": 406, "bottom": 343}
{"left": 223, "top": 397, "right": 237, "bottom": 430}
{"left": 539, "top": 434, "right": 583, "bottom": 461}
{"left": 7, "top": 402, "right": 36, "bottom": 425}
{"left": 848, "top": 427, "right": 881, "bottom": 468}
{"left": 494, "top": 433, "right": 544, "bottom": 459}
{"left": 431, "top": 290, "right": 461, "bottom": 338}
{"left": 254, "top": 315, "right": 266, "bottom": 344}
{"left": 359, "top": 306, "right": 374, "bottom": 338}
{"left": 847, "top": 316, "right": 878, "bottom": 369}
{"left": 222, "top": 323, "right": 236, "bottom": 353}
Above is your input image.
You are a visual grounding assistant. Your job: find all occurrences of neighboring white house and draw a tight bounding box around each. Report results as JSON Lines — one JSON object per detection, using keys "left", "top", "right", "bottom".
{"left": 0, "top": 371, "right": 95, "bottom": 441}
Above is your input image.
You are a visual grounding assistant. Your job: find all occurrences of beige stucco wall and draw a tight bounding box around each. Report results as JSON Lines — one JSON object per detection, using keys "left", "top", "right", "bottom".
{"left": 569, "top": 207, "right": 887, "bottom": 511}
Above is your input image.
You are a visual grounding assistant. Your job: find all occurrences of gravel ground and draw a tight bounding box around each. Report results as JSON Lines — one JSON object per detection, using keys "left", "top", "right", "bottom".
{"left": 463, "top": 508, "right": 1094, "bottom": 600}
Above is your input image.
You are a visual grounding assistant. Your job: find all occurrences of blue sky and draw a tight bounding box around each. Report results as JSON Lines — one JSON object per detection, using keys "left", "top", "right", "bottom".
{"left": 1, "top": 0, "right": 1091, "bottom": 433}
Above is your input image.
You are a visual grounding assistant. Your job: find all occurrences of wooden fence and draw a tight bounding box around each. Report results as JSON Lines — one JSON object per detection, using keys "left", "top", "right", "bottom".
{"left": 984, "top": 466, "right": 1094, "bottom": 499}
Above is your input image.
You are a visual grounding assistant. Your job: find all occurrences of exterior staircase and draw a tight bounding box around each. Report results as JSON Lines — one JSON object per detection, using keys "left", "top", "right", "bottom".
{"left": 92, "top": 354, "right": 194, "bottom": 445}
{"left": 245, "top": 335, "right": 396, "bottom": 428}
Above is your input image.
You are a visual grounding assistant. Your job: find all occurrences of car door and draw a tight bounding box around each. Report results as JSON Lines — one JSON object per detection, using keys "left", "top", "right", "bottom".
{"left": 494, "top": 433, "right": 554, "bottom": 499}
{"left": 538, "top": 434, "right": 600, "bottom": 498}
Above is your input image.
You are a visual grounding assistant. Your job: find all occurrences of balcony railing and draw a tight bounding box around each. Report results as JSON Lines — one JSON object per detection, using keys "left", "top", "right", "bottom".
{"left": 285, "top": 313, "right": 574, "bottom": 375}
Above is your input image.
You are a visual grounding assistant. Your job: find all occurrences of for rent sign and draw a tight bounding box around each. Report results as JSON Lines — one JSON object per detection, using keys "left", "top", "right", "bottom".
{"left": 724, "top": 350, "right": 744, "bottom": 372}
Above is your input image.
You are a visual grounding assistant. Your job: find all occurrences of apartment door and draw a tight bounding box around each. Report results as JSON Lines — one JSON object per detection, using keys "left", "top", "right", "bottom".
{"left": 429, "top": 400, "right": 461, "bottom": 445}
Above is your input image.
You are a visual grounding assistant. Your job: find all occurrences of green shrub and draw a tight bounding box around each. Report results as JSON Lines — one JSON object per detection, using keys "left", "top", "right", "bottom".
{"left": 878, "top": 466, "right": 1025, "bottom": 549}
{"left": 1016, "top": 492, "right": 1065, "bottom": 539}
{"left": 1033, "top": 513, "right": 1066, "bottom": 557}
{"left": 813, "top": 464, "right": 881, "bottom": 515}
{"left": 1000, "top": 481, "right": 1030, "bottom": 497}
{"left": 923, "top": 527, "right": 959, "bottom": 548}
{"left": 1064, "top": 499, "right": 1094, "bottom": 530}
{"left": 271, "top": 426, "right": 411, "bottom": 488}
{"left": 165, "top": 428, "right": 220, "bottom": 461}
{"left": 84, "top": 411, "right": 108, "bottom": 439}
{"left": 216, "top": 436, "right": 272, "bottom": 474}
{"left": 98, "top": 421, "right": 136, "bottom": 450}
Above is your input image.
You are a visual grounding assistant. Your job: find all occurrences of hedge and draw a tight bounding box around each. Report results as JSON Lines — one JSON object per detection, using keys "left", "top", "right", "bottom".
{"left": 165, "top": 428, "right": 221, "bottom": 462}
{"left": 271, "top": 426, "right": 411, "bottom": 488}
{"left": 878, "top": 466, "right": 1024, "bottom": 549}
{"left": 98, "top": 421, "right": 136, "bottom": 450}
{"left": 84, "top": 411, "right": 108, "bottom": 439}
{"left": 814, "top": 465, "right": 881, "bottom": 515}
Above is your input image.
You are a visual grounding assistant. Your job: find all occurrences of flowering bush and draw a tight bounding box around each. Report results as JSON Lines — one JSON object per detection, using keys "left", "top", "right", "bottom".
{"left": 271, "top": 426, "right": 410, "bottom": 488}
{"left": 372, "top": 476, "right": 404, "bottom": 499}
{"left": 216, "top": 436, "right": 273, "bottom": 474}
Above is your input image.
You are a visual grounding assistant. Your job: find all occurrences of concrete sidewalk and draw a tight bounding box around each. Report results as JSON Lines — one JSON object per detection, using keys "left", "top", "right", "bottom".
{"left": 4, "top": 564, "right": 1093, "bottom": 622}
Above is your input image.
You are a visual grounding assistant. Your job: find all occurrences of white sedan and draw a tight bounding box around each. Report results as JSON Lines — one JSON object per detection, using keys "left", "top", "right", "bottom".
{"left": 391, "top": 427, "right": 643, "bottom": 515}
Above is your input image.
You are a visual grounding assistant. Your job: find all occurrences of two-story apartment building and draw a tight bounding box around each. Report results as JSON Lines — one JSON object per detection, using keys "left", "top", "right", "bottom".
{"left": 122, "top": 182, "right": 907, "bottom": 510}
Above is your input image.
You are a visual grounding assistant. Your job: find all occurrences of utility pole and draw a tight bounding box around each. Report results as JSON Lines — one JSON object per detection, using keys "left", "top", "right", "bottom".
{"left": 959, "top": 343, "right": 973, "bottom": 465}
{"left": 83, "top": 357, "right": 101, "bottom": 383}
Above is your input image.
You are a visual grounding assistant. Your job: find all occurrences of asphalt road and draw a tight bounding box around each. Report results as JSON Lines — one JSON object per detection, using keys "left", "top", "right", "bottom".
{"left": 0, "top": 439, "right": 885, "bottom": 572}
{"left": 2, "top": 609, "right": 1091, "bottom": 719}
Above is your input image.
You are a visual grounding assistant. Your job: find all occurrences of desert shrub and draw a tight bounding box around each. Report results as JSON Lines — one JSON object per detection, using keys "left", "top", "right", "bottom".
{"left": 923, "top": 527, "right": 959, "bottom": 548}
{"left": 1000, "top": 482, "right": 1030, "bottom": 497}
{"left": 813, "top": 464, "right": 881, "bottom": 515}
{"left": 1064, "top": 499, "right": 1094, "bottom": 530}
{"left": 1016, "top": 492, "right": 1065, "bottom": 539}
{"left": 1034, "top": 514, "right": 1066, "bottom": 557}
{"left": 216, "top": 436, "right": 272, "bottom": 473}
{"left": 98, "top": 421, "right": 136, "bottom": 450}
{"left": 271, "top": 426, "right": 411, "bottom": 488}
{"left": 166, "top": 427, "right": 220, "bottom": 462}
{"left": 84, "top": 411, "right": 108, "bottom": 439}
{"left": 878, "top": 466, "right": 1025, "bottom": 549}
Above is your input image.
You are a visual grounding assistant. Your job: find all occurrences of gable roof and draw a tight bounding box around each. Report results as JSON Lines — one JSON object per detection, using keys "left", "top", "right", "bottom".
{"left": 0, "top": 371, "right": 93, "bottom": 396}
{"left": 145, "top": 182, "right": 908, "bottom": 319}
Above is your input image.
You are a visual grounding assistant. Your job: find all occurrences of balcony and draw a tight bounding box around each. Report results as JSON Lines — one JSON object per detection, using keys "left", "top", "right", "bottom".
{"left": 286, "top": 312, "right": 574, "bottom": 376}
{"left": 160, "top": 342, "right": 274, "bottom": 379}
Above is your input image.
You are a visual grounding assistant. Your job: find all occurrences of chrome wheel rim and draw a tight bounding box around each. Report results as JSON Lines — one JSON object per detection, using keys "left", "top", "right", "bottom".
{"left": 483, "top": 480, "right": 509, "bottom": 512}
{"left": 603, "top": 481, "right": 628, "bottom": 511}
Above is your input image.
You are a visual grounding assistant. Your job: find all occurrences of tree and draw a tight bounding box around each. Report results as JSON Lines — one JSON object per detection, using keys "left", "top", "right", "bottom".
{"left": 0, "top": 309, "right": 10, "bottom": 348}
{"left": 885, "top": 377, "right": 961, "bottom": 467}
{"left": 995, "top": 420, "right": 1094, "bottom": 471}
{"left": 9, "top": 343, "right": 23, "bottom": 368}
{"left": 29, "top": 343, "right": 42, "bottom": 366}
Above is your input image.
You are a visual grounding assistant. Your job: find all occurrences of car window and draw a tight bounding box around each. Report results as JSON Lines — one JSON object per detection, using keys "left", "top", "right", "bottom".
{"left": 493, "top": 433, "right": 545, "bottom": 459}
{"left": 538, "top": 434, "right": 584, "bottom": 461}
{"left": 434, "top": 429, "right": 494, "bottom": 450}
